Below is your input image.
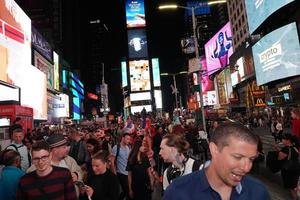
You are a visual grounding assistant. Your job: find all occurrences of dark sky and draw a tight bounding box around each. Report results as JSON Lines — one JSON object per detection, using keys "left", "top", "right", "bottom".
{"left": 79, "top": 0, "right": 188, "bottom": 113}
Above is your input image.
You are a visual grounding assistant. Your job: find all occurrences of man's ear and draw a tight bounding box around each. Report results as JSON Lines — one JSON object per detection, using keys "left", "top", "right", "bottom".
{"left": 209, "top": 142, "right": 219, "bottom": 158}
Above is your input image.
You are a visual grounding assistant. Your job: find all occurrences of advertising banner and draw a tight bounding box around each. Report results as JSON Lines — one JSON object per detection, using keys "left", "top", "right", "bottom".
{"left": 152, "top": 58, "right": 161, "bottom": 87}
{"left": 126, "top": 0, "right": 146, "bottom": 28}
{"left": 205, "top": 22, "right": 233, "bottom": 75}
{"left": 53, "top": 51, "right": 60, "bottom": 90}
{"left": 253, "top": 22, "right": 300, "bottom": 86}
{"left": 32, "top": 26, "right": 52, "bottom": 62}
{"left": 121, "top": 61, "right": 128, "bottom": 87}
{"left": 53, "top": 94, "right": 70, "bottom": 118}
{"left": 245, "top": 0, "right": 295, "bottom": 34}
{"left": 0, "top": 82, "right": 19, "bottom": 102}
{"left": 129, "top": 60, "right": 151, "bottom": 91}
{"left": 34, "top": 50, "right": 54, "bottom": 89}
{"left": 128, "top": 29, "right": 148, "bottom": 59}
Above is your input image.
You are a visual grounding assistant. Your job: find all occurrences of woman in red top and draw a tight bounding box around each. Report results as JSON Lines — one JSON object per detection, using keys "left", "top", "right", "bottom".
{"left": 291, "top": 108, "right": 300, "bottom": 139}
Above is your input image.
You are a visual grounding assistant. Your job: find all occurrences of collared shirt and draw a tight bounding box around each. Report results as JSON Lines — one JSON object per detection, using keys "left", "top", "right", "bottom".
{"left": 163, "top": 169, "right": 271, "bottom": 200}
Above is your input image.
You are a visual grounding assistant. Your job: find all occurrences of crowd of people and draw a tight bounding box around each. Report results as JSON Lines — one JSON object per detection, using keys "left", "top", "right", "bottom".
{"left": 0, "top": 108, "right": 299, "bottom": 200}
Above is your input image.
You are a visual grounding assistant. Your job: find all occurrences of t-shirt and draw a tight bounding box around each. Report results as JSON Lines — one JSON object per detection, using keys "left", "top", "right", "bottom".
{"left": 112, "top": 145, "right": 130, "bottom": 175}
{"left": 17, "top": 166, "right": 77, "bottom": 200}
{"left": 6, "top": 142, "right": 30, "bottom": 171}
{"left": 163, "top": 169, "right": 271, "bottom": 200}
{"left": 87, "top": 170, "right": 120, "bottom": 200}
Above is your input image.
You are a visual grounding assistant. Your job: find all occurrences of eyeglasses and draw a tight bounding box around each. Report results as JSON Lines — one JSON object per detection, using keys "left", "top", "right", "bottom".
{"left": 32, "top": 155, "right": 50, "bottom": 163}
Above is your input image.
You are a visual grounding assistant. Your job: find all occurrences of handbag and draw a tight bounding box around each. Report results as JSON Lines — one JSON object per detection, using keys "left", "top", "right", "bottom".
{"left": 281, "top": 147, "right": 300, "bottom": 171}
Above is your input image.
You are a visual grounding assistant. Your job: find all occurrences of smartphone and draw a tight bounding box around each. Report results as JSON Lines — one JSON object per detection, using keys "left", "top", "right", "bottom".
{"left": 75, "top": 181, "right": 86, "bottom": 189}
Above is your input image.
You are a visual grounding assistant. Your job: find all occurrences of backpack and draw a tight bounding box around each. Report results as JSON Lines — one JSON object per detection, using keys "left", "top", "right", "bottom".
{"left": 6, "top": 144, "right": 31, "bottom": 166}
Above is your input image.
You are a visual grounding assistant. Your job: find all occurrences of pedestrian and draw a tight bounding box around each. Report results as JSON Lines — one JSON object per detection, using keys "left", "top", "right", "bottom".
{"left": 163, "top": 122, "right": 271, "bottom": 200}
{"left": 110, "top": 132, "right": 132, "bottom": 200}
{"left": 69, "top": 130, "right": 89, "bottom": 166}
{"left": 127, "top": 140, "right": 153, "bottom": 200}
{"left": 0, "top": 149, "right": 25, "bottom": 200}
{"left": 159, "top": 134, "right": 203, "bottom": 191}
{"left": 291, "top": 108, "right": 300, "bottom": 140}
{"left": 17, "top": 140, "right": 77, "bottom": 200}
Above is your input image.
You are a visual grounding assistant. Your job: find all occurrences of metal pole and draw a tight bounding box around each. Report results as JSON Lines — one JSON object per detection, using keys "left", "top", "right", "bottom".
{"left": 192, "top": 7, "right": 207, "bottom": 133}
{"left": 173, "top": 74, "right": 178, "bottom": 111}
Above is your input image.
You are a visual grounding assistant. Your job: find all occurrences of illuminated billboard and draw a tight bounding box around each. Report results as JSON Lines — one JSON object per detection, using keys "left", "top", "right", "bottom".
{"left": 126, "top": 0, "right": 146, "bottom": 28}
{"left": 73, "top": 97, "right": 81, "bottom": 120}
{"left": 34, "top": 50, "right": 54, "bottom": 89}
{"left": 129, "top": 60, "right": 151, "bottom": 91}
{"left": 130, "top": 92, "right": 151, "bottom": 101}
{"left": 121, "top": 61, "right": 128, "bottom": 87}
{"left": 154, "top": 90, "right": 162, "bottom": 109}
{"left": 53, "top": 94, "right": 69, "bottom": 118}
{"left": 0, "top": 83, "right": 19, "bottom": 102}
{"left": 32, "top": 26, "right": 52, "bottom": 62}
{"left": 0, "top": 0, "right": 32, "bottom": 84}
{"left": 205, "top": 22, "right": 233, "bottom": 75}
{"left": 245, "top": 0, "right": 295, "bottom": 34}
{"left": 131, "top": 105, "right": 152, "bottom": 113}
{"left": 152, "top": 58, "right": 161, "bottom": 87}
{"left": 253, "top": 22, "right": 300, "bottom": 86}
{"left": 128, "top": 29, "right": 148, "bottom": 59}
{"left": 231, "top": 57, "right": 245, "bottom": 86}
{"left": 53, "top": 52, "right": 60, "bottom": 90}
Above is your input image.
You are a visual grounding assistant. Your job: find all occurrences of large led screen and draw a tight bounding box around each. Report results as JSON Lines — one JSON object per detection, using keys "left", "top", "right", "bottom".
{"left": 53, "top": 94, "right": 70, "bottom": 118}
{"left": 126, "top": 0, "right": 146, "bottom": 28}
{"left": 53, "top": 52, "right": 60, "bottom": 90}
{"left": 245, "top": 0, "right": 295, "bottom": 34}
{"left": 121, "top": 61, "right": 128, "bottom": 87}
{"left": 205, "top": 22, "right": 233, "bottom": 75}
{"left": 0, "top": 83, "right": 19, "bottom": 101}
{"left": 253, "top": 22, "right": 300, "bottom": 86}
{"left": 154, "top": 90, "right": 162, "bottom": 109}
{"left": 34, "top": 50, "right": 54, "bottom": 89}
{"left": 231, "top": 57, "right": 245, "bottom": 86}
{"left": 0, "top": 0, "right": 31, "bottom": 84}
{"left": 128, "top": 29, "right": 148, "bottom": 59}
{"left": 129, "top": 60, "right": 151, "bottom": 91}
{"left": 152, "top": 58, "right": 161, "bottom": 87}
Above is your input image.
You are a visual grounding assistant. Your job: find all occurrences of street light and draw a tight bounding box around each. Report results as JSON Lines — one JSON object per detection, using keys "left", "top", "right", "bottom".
{"left": 161, "top": 71, "right": 188, "bottom": 112}
{"left": 158, "top": 0, "right": 226, "bottom": 133}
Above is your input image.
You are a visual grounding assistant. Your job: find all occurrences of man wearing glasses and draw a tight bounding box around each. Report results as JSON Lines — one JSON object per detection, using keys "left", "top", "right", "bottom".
{"left": 17, "top": 140, "right": 77, "bottom": 200}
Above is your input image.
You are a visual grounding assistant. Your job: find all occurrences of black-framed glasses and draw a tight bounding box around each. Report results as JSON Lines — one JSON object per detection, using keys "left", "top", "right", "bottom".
{"left": 32, "top": 155, "right": 50, "bottom": 163}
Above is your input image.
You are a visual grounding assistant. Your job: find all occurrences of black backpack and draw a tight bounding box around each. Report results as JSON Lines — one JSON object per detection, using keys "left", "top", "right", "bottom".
{"left": 6, "top": 144, "right": 31, "bottom": 166}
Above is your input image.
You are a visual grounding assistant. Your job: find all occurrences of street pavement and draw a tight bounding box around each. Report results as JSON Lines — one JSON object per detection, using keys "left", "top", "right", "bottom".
{"left": 152, "top": 126, "right": 294, "bottom": 200}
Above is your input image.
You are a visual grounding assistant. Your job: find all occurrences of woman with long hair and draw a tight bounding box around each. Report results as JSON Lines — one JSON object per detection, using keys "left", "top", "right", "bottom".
{"left": 84, "top": 138, "right": 102, "bottom": 180}
{"left": 127, "top": 139, "right": 153, "bottom": 200}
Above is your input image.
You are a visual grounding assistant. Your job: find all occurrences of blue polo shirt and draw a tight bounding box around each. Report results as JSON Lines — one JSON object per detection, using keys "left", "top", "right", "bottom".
{"left": 163, "top": 169, "right": 270, "bottom": 200}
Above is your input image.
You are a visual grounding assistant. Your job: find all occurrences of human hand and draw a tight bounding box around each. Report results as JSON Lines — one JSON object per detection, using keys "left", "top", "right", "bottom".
{"left": 71, "top": 172, "right": 78, "bottom": 182}
{"left": 129, "top": 189, "right": 134, "bottom": 199}
{"left": 85, "top": 185, "right": 94, "bottom": 198}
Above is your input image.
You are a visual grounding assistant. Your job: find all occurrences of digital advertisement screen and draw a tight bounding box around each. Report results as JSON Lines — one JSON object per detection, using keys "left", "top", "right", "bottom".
{"left": 128, "top": 29, "right": 148, "bottom": 59}
{"left": 34, "top": 50, "right": 54, "bottom": 89}
{"left": 53, "top": 94, "right": 69, "bottom": 118}
{"left": 18, "top": 65, "right": 47, "bottom": 120}
{"left": 121, "top": 61, "right": 128, "bottom": 87}
{"left": 53, "top": 51, "right": 60, "bottom": 90}
{"left": 186, "top": 1, "right": 210, "bottom": 16}
{"left": 0, "top": 83, "right": 19, "bottom": 101}
{"left": 131, "top": 105, "right": 152, "bottom": 114}
{"left": 73, "top": 97, "right": 81, "bottom": 120}
{"left": 245, "top": 0, "right": 295, "bottom": 34}
{"left": 126, "top": 0, "right": 146, "bottom": 28}
{"left": 154, "top": 90, "right": 162, "bottom": 109}
{"left": 32, "top": 26, "right": 52, "bottom": 62}
{"left": 130, "top": 92, "right": 151, "bottom": 101}
{"left": 0, "top": 0, "right": 32, "bottom": 85}
{"left": 129, "top": 60, "right": 151, "bottom": 91}
{"left": 231, "top": 57, "right": 245, "bottom": 86}
{"left": 152, "top": 58, "right": 161, "bottom": 87}
{"left": 253, "top": 22, "right": 300, "bottom": 86}
{"left": 205, "top": 22, "right": 233, "bottom": 75}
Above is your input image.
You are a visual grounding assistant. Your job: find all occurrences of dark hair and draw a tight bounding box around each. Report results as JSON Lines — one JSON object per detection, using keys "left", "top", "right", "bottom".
{"left": 128, "top": 140, "right": 147, "bottom": 165}
{"left": 86, "top": 138, "right": 102, "bottom": 154}
{"left": 0, "top": 149, "right": 20, "bottom": 166}
{"left": 92, "top": 150, "right": 109, "bottom": 163}
{"left": 12, "top": 128, "right": 23, "bottom": 134}
{"left": 210, "top": 122, "right": 258, "bottom": 150}
{"left": 32, "top": 140, "right": 50, "bottom": 153}
{"left": 162, "top": 134, "right": 190, "bottom": 155}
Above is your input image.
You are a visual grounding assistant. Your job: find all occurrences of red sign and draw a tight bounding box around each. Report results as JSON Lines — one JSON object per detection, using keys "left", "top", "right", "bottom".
{"left": 87, "top": 92, "right": 98, "bottom": 100}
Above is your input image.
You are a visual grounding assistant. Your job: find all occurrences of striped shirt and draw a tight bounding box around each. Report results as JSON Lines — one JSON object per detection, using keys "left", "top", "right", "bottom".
{"left": 17, "top": 166, "right": 76, "bottom": 200}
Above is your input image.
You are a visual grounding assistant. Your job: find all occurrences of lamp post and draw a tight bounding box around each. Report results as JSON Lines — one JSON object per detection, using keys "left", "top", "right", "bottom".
{"left": 161, "top": 71, "right": 188, "bottom": 112}
{"left": 158, "top": 0, "right": 226, "bottom": 133}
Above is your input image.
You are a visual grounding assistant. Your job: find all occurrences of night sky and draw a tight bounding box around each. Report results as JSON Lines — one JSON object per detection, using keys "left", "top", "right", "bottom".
{"left": 78, "top": 0, "right": 188, "bottom": 113}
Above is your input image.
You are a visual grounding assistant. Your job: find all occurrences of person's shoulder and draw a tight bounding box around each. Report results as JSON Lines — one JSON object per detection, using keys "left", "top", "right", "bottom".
{"left": 242, "top": 176, "right": 269, "bottom": 195}
{"left": 52, "top": 166, "right": 72, "bottom": 175}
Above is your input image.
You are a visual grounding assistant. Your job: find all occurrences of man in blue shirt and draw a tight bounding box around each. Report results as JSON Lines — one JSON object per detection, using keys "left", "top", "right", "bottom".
{"left": 163, "top": 123, "right": 271, "bottom": 200}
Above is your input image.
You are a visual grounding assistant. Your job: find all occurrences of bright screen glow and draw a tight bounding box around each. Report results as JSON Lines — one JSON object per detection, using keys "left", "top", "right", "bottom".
{"left": 129, "top": 60, "right": 151, "bottom": 91}
{"left": 245, "top": 0, "right": 295, "bottom": 34}
{"left": 231, "top": 57, "right": 245, "bottom": 86}
{"left": 53, "top": 52, "right": 59, "bottom": 90}
{"left": 0, "top": 84, "right": 19, "bottom": 101}
{"left": 131, "top": 105, "right": 152, "bottom": 114}
{"left": 205, "top": 22, "right": 233, "bottom": 75}
{"left": 130, "top": 92, "right": 151, "bottom": 101}
{"left": 126, "top": 0, "right": 146, "bottom": 28}
{"left": 73, "top": 97, "right": 81, "bottom": 120}
{"left": 121, "top": 61, "right": 128, "bottom": 87}
{"left": 154, "top": 90, "right": 162, "bottom": 109}
{"left": 128, "top": 29, "right": 148, "bottom": 59}
{"left": 152, "top": 58, "right": 161, "bottom": 87}
{"left": 53, "top": 94, "right": 69, "bottom": 118}
{"left": 253, "top": 22, "right": 300, "bottom": 86}
{"left": 34, "top": 50, "right": 54, "bottom": 89}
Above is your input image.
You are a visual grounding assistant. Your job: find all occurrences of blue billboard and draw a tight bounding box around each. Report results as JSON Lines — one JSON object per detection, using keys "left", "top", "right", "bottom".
{"left": 126, "top": 0, "right": 146, "bottom": 28}
{"left": 253, "top": 22, "right": 300, "bottom": 86}
{"left": 186, "top": 1, "right": 210, "bottom": 16}
{"left": 121, "top": 61, "right": 128, "bottom": 87}
{"left": 245, "top": 0, "right": 295, "bottom": 34}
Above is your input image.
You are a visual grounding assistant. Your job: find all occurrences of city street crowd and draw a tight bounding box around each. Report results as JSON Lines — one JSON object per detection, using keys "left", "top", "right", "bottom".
{"left": 0, "top": 107, "right": 300, "bottom": 200}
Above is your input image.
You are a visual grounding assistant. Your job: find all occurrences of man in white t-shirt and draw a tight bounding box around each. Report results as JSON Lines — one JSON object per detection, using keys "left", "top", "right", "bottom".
{"left": 159, "top": 134, "right": 203, "bottom": 190}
